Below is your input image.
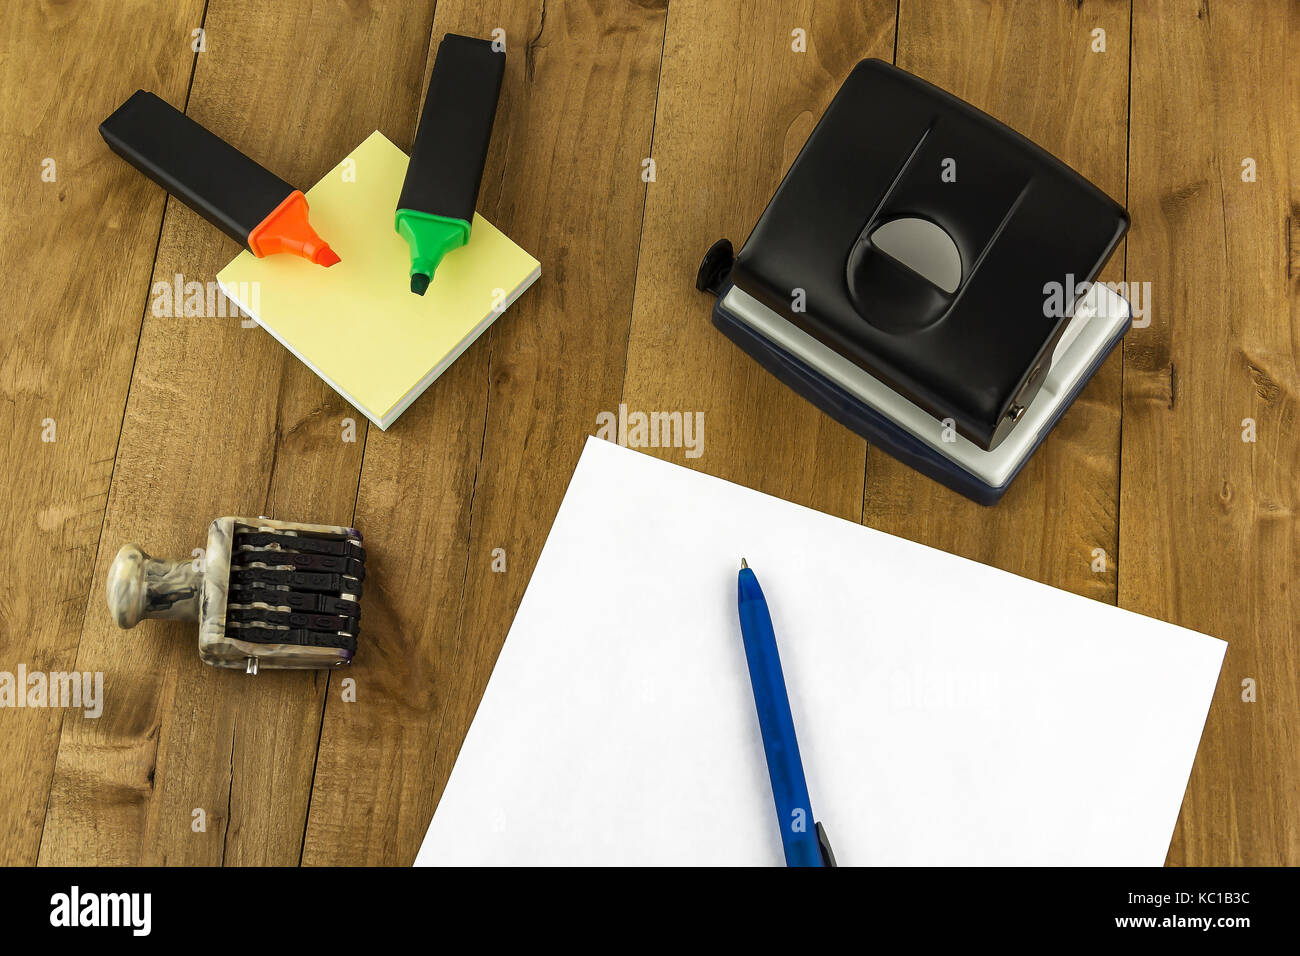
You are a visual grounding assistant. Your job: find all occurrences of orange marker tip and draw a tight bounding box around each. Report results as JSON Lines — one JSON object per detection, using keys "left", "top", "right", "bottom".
{"left": 317, "top": 247, "right": 341, "bottom": 267}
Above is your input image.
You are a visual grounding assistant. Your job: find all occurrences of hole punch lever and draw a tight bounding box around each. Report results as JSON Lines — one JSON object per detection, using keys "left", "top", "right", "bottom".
{"left": 868, "top": 217, "right": 963, "bottom": 293}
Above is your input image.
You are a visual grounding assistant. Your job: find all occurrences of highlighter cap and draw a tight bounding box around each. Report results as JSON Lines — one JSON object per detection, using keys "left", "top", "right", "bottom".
{"left": 396, "top": 35, "right": 506, "bottom": 226}
{"left": 99, "top": 90, "right": 297, "bottom": 247}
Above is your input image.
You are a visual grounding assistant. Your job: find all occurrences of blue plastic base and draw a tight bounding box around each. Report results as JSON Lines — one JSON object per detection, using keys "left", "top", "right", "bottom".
{"left": 711, "top": 284, "right": 1126, "bottom": 505}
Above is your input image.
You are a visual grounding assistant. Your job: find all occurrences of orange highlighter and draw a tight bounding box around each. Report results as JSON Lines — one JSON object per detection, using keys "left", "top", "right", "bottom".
{"left": 100, "top": 90, "right": 339, "bottom": 267}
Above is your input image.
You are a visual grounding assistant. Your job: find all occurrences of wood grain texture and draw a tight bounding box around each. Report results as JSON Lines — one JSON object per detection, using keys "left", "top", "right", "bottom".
{"left": 1123, "top": 0, "right": 1299, "bottom": 866}
{"left": 37, "top": 0, "right": 438, "bottom": 865}
{"left": 620, "top": 0, "right": 896, "bottom": 518}
{"left": 0, "top": 0, "right": 207, "bottom": 867}
{"left": 0, "top": 0, "right": 1293, "bottom": 867}
{"left": 864, "top": 0, "right": 1131, "bottom": 601}
{"left": 301, "top": 0, "right": 669, "bottom": 865}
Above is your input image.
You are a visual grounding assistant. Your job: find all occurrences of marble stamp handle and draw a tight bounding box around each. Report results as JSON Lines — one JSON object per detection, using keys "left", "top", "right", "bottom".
{"left": 106, "top": 544, "right": 203, "bottom": 629}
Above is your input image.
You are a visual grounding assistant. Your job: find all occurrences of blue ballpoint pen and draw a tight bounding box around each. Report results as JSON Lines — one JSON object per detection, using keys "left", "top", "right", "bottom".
{"left": 736, "top": 558, "right": 835, "bottom": 867}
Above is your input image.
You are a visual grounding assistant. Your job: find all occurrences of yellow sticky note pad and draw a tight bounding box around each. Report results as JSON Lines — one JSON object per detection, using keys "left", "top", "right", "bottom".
{"left": 217, "top": 131, "right": 540, "bottom": 429}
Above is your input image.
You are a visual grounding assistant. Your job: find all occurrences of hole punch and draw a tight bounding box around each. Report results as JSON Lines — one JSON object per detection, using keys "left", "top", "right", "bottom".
{"left": 698, "top": 58, "right": 1131, "bottom": 503}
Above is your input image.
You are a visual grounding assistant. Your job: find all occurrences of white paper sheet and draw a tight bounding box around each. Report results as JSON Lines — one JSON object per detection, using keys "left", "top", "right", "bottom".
{"left": 417, "top": 437, "right": 1226, "bottom": 866}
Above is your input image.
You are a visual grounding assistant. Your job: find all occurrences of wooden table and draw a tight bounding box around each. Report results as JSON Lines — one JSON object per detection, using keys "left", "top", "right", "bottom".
{"left": 2, "top": 0, "right": 1294, "bottom": 866}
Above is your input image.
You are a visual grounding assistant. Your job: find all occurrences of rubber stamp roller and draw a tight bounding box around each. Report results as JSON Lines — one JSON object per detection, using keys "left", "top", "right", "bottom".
{"left": 107, "top": 516, "right": 363, "bottom": 674}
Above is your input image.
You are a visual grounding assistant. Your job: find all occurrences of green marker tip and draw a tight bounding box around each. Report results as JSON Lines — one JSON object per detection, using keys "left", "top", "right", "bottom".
{"left": 394, "top": 209, "right": 471, "bottom": 295}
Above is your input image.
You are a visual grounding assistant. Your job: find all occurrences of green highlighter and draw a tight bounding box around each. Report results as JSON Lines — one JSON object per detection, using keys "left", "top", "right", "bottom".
{"left": 395, "top": 34, "right": 506, "bottom": 295}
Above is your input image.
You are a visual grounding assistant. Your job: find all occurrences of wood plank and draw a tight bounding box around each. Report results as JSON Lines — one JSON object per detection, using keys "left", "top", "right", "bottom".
{"left": 0, "top": 0, "right": 207, "bottom": 867}
{"left": 1123, "top": 0, "right": 1300, "bottom": 866}
{"left": 5, "top": 0, "right": 1292, "bottom": 871}
{"left": 862, "top": 0, "right": 1132, "bottom": 600}
{"left": 620, "top": 0, "right": 896, "bottom": 514}
{"left": 301, "top": 0, "right": 669, "bottom": 865}
{"left": 38, "top": 0, "right": 437, "bottom": 865}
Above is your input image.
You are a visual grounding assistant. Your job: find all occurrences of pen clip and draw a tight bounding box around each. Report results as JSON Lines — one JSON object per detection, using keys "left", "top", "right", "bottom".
{"left": 815, "top": 821, "right": 837, "bottom": 868}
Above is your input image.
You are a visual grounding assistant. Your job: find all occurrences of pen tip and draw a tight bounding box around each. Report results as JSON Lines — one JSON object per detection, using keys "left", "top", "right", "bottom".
{"left": 410, "top": 273, "right": 430, "bottom": 295}
{"left": 740, "top": 557, "right": 748, "bottom": 569}
{"left": 317, "top": 247, "right": 341, "bottom": 267}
